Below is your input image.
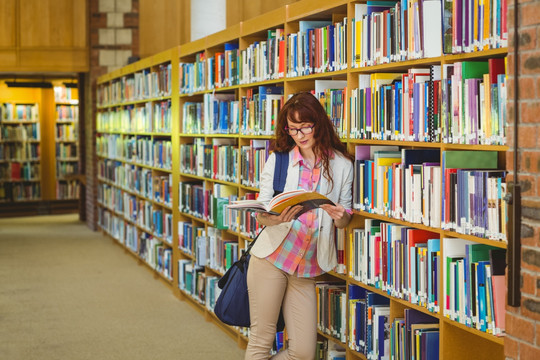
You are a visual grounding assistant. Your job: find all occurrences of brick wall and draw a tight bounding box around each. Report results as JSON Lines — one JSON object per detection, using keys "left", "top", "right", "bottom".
{"left": 505, "top": 0, "right": 540, "bottom": 359}
{"left": 86, "top": 0, "right": 139, "bottom": 230}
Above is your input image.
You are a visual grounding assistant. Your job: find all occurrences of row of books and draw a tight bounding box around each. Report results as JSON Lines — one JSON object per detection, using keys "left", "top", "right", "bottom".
{"left": 0, "top": 162, "right": 39, "bottom": 181}
{"left": 98, "top": 167, "right": 172, "bottom": 214}
{"left": 55, "top": 123, "right": 78, "bottom": 141}
{"left": 0, "top": 123, "right": 40, "bottom": 141}
{"left": 97, "top": 208, "right": 173, "bottom": 280}
{"left": 348, "top": 285, "right": 440, "bottom": 360}
{"left": 55, "top": 104, "right": 79, "bottom": 122}
{"left": 441, "top": 150, "right": 507, "bottom": 240}
{"left": 178, "top": 181, "right": 211, "bottom": 223}
{"left": 98, "top": 64, "right": 172, "bottom": 106}
{"left": 349, "top": 219, "right": 506, "bottom": 336}
{"left": 350, "top": 60, "right": 506, "bottom": 145}
{"left": 286, "top": 19, "right": 348, "bottom": 77}
{"left": 55, "top": 179, "right": 79, "bottom": 200}
{"left": 182, "top": 94, "right": 240, "bottom": 135}
{"left": 96, "top": 134, "right": 173, "bottom": 171}
{"left": 191, "top": 226, "right": 241, "bottom": 273}
{"left": 316, "top": 283, "right": 347, "bottom": 344}
{"left": 56, "top": 143, "right": 78, "bottom": 159}
{"left": 1, "top": 103, "right": 39, "bottom": 122}
{"left": 54, "top": 86, "right": 78, "bottom": 104}
{"left": 179, "top": 138, "right": 239, "bottom": 183}
{"left": 443, "top": 238, "right": 506, "bottom": 335}
{"left": 0, "top": 142, "right": 40, "bottom": 161}
{"left": 351, "top": 0, "right": 507, "bottom": 69}
{"left": 314, "top": 81, "right": 348, "bottom": 138}
{"left": 98, "top": 160, "right": 153, "bottom": 203}
{"left": 352, "top": 146, "right": 507, "bottom": 241}
{"left": 442, "top": 59, "right": 507, "bottom": 145}
{"left": 98, "top": 183, "right": 173, "bottom": 242}
{"left": 239, "top": 139, "right": 271, "bottom": 188}
{"left": 223, "top": 194, "right": 260, "bottom": 238}
{"left": 139, "top": 232, "right": 173, "bottom": 280}
{"left": 241, "top": 86, "right": 284, "bottom": 136}
{"left": 97, "top": 100, "right": 172, "bottom": 134}
{"left": 350, "top": 220, "right": 441, "bottom": 312}
{"left": 178, "top": 220, "right": 203, "bottom": 255}
{"left": 151, "top": 208, "right": 173, "bottom": 244}
{"left": 178, "top": 260, "right": 207, "bottom": 304}
{"left": 56, "top": 162, "right": 78, "bottom": 178}
{"left": 0, "top": 182, "right": 41, "bottom": 202}
{"left": 316, "top": 340, "right": 346, "bottom": 360}
{"left": 152, "top": 174, "right": 172, "bottom": 206}
{"left": 178, "top": 182, "right": 237, "bottom": 231}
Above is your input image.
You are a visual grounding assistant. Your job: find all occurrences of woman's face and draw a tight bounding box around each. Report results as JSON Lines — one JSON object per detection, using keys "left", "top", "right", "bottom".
{"left": 286, "top": 112, "right": 316, "bottom": 153}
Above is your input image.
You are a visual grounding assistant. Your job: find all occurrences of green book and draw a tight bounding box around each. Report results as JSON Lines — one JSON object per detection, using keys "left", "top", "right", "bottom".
{"left": 443, "top": 150, "right": 498, "bottom": 169}
{"left": 461, "top": 61, "right": 489, "bottom": 80}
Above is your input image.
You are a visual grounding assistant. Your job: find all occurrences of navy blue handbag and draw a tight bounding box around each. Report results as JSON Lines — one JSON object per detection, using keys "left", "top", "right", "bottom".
{"left": 213, "top": 151, "right": 289, "bottom": 330}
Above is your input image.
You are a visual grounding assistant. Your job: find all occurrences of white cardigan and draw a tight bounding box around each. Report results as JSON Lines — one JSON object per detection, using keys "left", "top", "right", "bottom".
{"left": 250, "top": 149, "right": 354, "bottom": 273}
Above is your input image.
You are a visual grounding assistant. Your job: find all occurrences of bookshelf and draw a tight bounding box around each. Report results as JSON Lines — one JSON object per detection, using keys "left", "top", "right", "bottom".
{"left": 0, "top": 101, "right": 41, "bottom": 202}
{"left": 54, "top": 85, "right": 80, "bottom": 200}
{"left": 0, "top": 80, "right": 81, "bottom": 215}
{"left": 96, "top": 1, "right": 508, "bottom": 359}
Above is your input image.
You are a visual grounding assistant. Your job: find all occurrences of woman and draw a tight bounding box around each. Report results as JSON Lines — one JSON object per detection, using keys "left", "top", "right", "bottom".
{"left": 246, "top": 92, "right": 354, "bottom": 359}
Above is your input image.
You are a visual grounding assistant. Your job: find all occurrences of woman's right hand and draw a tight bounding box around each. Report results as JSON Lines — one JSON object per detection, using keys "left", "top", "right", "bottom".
{"left": 256, "top": 205, "right": 303, "bottom": 226}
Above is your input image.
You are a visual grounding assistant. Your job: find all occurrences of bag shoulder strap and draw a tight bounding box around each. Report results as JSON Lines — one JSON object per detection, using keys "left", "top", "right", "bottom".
{"left": 272, "top": 151, "right": 289, "bottom": 196}
{"left": 245, "top": 151, "right": 289, "bottom": 257}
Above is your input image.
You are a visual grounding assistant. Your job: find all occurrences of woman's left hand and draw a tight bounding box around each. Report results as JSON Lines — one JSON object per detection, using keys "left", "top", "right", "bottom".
{"left": 319, "top": 203, "right": 346, "bottom": 221}
{"left": 319, "top": 203, "right": 351, "bottom": 229}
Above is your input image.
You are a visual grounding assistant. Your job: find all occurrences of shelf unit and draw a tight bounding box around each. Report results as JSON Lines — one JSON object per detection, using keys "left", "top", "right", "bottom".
{"left": 0, "top": 102, "right": 42, "bottom": 202}
{"left": 96, "top": 1, "right": 508, "bottom": 358}
{"left": 96, "top": 48, "right": 176, "bottom": 286}
{"left": 54, "top": 86, "right": 80, "bottom": 200}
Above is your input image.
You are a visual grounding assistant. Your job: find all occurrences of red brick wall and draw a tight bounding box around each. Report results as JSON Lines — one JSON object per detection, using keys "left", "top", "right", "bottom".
{"left": 505, "top": 0, "right": 540, "bottom": 358}
{"left": 85, "top": 0, "right": 139, "bottom": 230}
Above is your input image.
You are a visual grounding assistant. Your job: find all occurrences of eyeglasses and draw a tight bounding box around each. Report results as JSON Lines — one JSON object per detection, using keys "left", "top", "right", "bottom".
{"left": 284, "top": 125, "right": 315, "bottom": 136}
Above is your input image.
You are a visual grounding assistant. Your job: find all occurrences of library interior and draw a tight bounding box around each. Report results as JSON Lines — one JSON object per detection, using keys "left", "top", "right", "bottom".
{"left": 1, "top": 1, "right": 539, "bottom": 359}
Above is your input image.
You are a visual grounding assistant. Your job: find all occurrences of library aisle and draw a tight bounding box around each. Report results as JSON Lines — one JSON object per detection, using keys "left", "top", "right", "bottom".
{"left": 0, "top": 214, "right": 245, "bottom": 360}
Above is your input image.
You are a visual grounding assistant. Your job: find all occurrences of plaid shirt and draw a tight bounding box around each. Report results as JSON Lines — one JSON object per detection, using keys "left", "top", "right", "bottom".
{"left": 266, "top": 147, "right": 324, "bottom": 278}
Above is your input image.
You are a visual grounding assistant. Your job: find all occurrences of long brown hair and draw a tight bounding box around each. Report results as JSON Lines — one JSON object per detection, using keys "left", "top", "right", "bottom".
{"left": 272, "top": 92, "right": 353, "bottom": 191}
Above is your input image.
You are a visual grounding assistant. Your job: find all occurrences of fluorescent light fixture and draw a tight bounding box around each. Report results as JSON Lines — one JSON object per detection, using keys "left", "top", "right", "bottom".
{"left": 6, "top": 81, "right": 53, "bottom": 88}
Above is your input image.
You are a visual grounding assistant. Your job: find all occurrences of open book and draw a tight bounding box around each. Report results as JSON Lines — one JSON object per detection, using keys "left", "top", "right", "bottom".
{"left": 227, "top": 189, "right": 335, "bottom": 218}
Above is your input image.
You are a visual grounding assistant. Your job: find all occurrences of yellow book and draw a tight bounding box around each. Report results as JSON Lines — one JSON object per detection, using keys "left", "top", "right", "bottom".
{"left": 483, "top": 73, "right": 491, "bottom": 140}
{"left": 483, "top": 0, "right": 491, "bottom": 50}
{"left": 356, "top": 19, "right": 362, "bottom": 66}
{"left": 474, "top": 0, "right": 479, "bottom": 51}
{"left": 410, "top": 323, "right": 440, "bottom": 360}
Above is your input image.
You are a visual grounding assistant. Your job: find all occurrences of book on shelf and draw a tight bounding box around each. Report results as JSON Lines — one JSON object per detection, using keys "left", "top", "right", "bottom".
{"left": 227, "top": 189, "right": 334, "bottom": 218}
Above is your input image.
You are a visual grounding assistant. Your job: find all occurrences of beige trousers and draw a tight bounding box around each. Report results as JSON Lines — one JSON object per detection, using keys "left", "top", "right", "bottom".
{"left": 245, "top": 255, "right": 317, "bottom": 360}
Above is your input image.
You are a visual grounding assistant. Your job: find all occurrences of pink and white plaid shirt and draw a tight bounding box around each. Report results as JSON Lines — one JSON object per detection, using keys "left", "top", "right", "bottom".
{"left": 266, "top": 147, "right": 324, "bottom": 278}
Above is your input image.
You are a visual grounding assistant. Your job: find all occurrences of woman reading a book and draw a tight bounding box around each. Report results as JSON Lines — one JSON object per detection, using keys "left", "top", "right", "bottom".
{"left": 246, "top": 92, "right": 354, "bottom": 359}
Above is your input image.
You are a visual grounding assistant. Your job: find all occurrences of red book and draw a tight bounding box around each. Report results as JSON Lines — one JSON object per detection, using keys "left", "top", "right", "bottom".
{"left": 406, "top": 228, "right": 438, "bottom": 300}
{"left": 278, "top": 39, "right": 286, "bottom": 75}
{"left": 11, "top": 162, "right": 21, "bottom": 180}
{"left": 488, "top": 58, "right": 505, "bottom": 85}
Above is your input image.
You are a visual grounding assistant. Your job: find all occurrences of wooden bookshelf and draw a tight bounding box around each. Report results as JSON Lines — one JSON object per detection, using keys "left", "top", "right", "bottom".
{"left": 96, "top": 1, "right": 508, "bottom": 358}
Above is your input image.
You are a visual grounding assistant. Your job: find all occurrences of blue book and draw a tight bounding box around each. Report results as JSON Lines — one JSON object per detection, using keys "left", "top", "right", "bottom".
{"left": 224, "top": 42, "right": 238, "bottom": 51}
{"left": 476, "top": 260, "right": 489, "bottom": 332}
{"left": 427, "top": 239, "right": 440, "bottom": 309}
{"left": 366, "top": 293, "right": 390, "bottom": 355}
